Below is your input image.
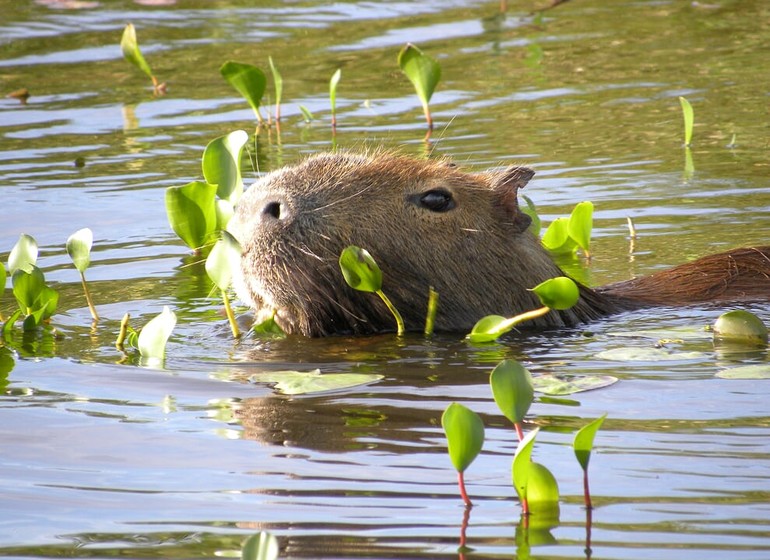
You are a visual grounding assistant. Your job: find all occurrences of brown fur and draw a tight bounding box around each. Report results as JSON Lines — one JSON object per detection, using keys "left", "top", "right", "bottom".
{"left": 228, "top": 152, "right": 770, "bottom": 336}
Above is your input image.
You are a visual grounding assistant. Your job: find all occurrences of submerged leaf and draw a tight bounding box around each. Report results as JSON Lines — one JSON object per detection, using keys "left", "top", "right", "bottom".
{"left": 66, "top": 227, "right": 93, "bottom": 273}
{"left": 595, "top": 346, "right": 708, "bottom": 362}
{"left": 202, "top": 130, "right": 248, "bottom": 204}
{"left": 490, "top": 359, "right": 534, "bottom": 425}
{"left": 250, "top": 369, "right": 383, "bottom": 395}
{"left": 715, "top": 364, "right": 770, "bottom": 379}
{"left": 532, "top": 374, "right": 617, "bottom": 395}
{"left": 442, "top": 402, "right": 485, "bottom": 473}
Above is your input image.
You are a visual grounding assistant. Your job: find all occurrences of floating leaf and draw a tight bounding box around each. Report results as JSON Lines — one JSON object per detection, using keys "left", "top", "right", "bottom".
{"left": 466, "top": 314, "right": 509, "bottom": 343}
{"left": 241, "top": 532, "right": 279, "bottom": 560}
{"left": 120, "top": 23, "right": 153, "bottom": 81}
{"left": 202, "top": 130, "right": 248, "bottom": 204}
{"left": 679, "top": 96, "right": 694, "bottom": 147}
{"left": 542, "top": 217, "right": 577, "bottom": 255}
{"left": 66, "top": 227, "right": 93, "bottom": 273}
{"left": 608, "top": 326, "right": 711, "bottom": 341}
{"left": 573, "top": 414, "right": 607, "bottom": 471}
{"left": 205, "top": 231, "right": 242, "bottom": 291}
{"left": 713, "top": 310, "right": 768, "bottom": 346}
{"left": 716, "top": 364, "right": 770, "bottom": 379}
{"left": 490, "top": 359, "right": 534, "bottom": 425}
{"left": 532, "top": 374, "right": 617, "bottom": 395}
{"left": 398, "top": 43, "right": 441, "bottom": 129}
{"left": 339, "top": 245, "right": 382, "bottom": 293}
{"left": 220, "top": 61, "right": 267, "bottom": 122}
{"left": 137, "top": 306, "right": 177, "bottom": 360}
{"left": 8, "top": 233, "right": 38, "bottom": 274}
{"left": 568, "top": 201, "right": 593, "bottom": 255}
{"left": 250, "top": 369, "right": 383, "bottom": 395}
{"left": 165, "top": 181, "right": 218, "bottom": 252}
{"left": 512, "top": 427, "right": 539, "bottom": 502}
{"left": 595, "top": 346, "right": 708, "bottom": 362}
{"left": 530, "top": 276, "right": 579, "bottom": 310}
{"left": 442, "top": 402, "right": 485, "bottom": 473}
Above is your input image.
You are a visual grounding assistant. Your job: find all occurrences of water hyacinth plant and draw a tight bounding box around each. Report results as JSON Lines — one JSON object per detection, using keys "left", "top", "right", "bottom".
{"left": 120, "top": 23, "right": 165, "bottom": 95}
{"left": 329, "top": 68, "right": 342, "bottom": 132}
{"left": 541, "top": 201, "right": 594, "bottom": 257}
{"left": 205, "top": 231, "right": 242, "bottom": 338}
{"left": 220, "top": 61, "right": 267, "bottom": 125}
{"left": 573, "top": 414, "right": 607, "bottom": 509}
{"left": 442, "top": 402, "right": 485, "bottom": 507}
{"left": 398, "top": 43, "right": 441, "bottom": 135}
{"left": 66, "top": 228, "right": 98, "bottom": 321}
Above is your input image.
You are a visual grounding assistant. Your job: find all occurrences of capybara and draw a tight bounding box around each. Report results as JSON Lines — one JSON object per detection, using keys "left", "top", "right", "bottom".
{"left": 227, "top": 152, "right": 770, "bottom": 337}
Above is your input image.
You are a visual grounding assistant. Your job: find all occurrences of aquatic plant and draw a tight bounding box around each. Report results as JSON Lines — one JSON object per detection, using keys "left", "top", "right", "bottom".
{"left": 541, "top": 201, "right": 593, "bottom": 257}
{"left": 713, "top": 310, "right": 768, "bottom": 346}
{"left": 116, "top": 306, "right": 177, "bottom": 364}
{"left": 398, "top": 43, "right": 441, "bottom": 134}
{"left": 120, "top": 24, "right": 164, "bottom": 95}
{"left": 7, "top": 234, "right": 59, "bottom": 331}
{"left": 339, "top": 245, "right": 405, "bottom": 335}
{"left": 66, "top": 228, "right": 98, "bottom": 321}
{"left": 329, "top": 68, "right": 342, "bottom": 132}
{"left": 512, "top": 429, "right": 559, "bottom": 516}
{"left": 268, "top": 57, "right": 283, "bottom": 123}
{"left": 467, "top": 276, "right": 579, "bottom": 343}
{"left": 442, "top": 402, "right": 485, "bottom": 507}
{"left": 679, "top": 96, "right": 693, "bottom": 147}
{"left": 573, "top": 414, "right": 606, "bottom": 509}
{"left": 205, "top": 231, "right": 242, "bottom": 338}
{"left": 221, "top": 61, "right": 267, "bottom": 125}
{"left": 424, "top": 287, "right": 439, "bottom": 337}
{"left": 490, "top": 359, "right": 534, "bottom": 442}
{"left": 241, "top": 532, "right": 279, "bottom": 560}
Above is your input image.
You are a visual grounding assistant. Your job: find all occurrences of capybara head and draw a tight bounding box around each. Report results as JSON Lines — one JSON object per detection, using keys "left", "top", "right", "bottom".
{"left": 228, "top": 151, "right": 598, "bottom": 336}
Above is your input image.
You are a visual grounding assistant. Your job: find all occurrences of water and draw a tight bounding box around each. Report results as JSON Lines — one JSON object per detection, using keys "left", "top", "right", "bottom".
{"left": 1, "top": 0, "right": 769, "bottom": 558}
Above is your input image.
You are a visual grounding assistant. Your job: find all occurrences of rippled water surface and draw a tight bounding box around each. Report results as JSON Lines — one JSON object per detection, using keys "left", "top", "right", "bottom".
{"left": 1, "top": 0, "right": 770, "bottom": 558}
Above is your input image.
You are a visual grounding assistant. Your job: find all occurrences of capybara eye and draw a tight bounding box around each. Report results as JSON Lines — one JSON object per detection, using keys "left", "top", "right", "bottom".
{"left": 418, "top": 189, "right": 456, "bottom": 212}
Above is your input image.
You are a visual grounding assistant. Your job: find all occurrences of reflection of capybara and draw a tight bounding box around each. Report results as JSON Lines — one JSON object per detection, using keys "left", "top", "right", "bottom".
{"left": 228, "top": 152, "right": 770, "bottom": 337}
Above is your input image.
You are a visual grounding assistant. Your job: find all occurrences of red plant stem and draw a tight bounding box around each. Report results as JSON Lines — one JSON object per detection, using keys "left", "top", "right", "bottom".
{"left": 457, "top": 471, "right": 472, "bottom": 507}
{"left": 583, "top": 468, "right": 592, "bottom": 509}
{"left": 514, "top": 422, "right": 525, "bottom": 442}
{"left": 585, "top": 502, "right": 593, "bottom": 558}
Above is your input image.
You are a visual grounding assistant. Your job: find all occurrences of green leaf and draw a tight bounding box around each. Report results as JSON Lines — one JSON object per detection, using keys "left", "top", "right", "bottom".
{"left": 202, "top": 130, "right": 248, "bottom": 204}
{"left": 205, "top": 231, "right": 242, "bottom": 291}
{"left": 398, "top": 43, "right": 441, "bottom": 115}
{"left": 66, "top": 227, "right": 93, "bottom": 273}
{"left": 441, "top": 402, "right": 485, "bottom": 473}
{"left": 215, "top": 199, "right": 235, "bottom": 231}
{"left": 526, "top": 462, "right": 559, "bottom": 505}
{"left": 268, "top": 56, "right": 282, "bottom": 118}
{"left": 339, "top": 245, "right": 382, "bottom": 293}
{"left": 329, "top": 68, "right": 341, "bottom": 117}
{"left": 679, "top": 96, "right": 694, "bottom": 146}
{"left": 0, "top": 262, "right": 6, "bottom": 296}
{"left": 120, "top": 23, "right": 153, "bottom": 80}
{"left": 249, "top": 369, "right": 383, "bottom": 395}
{"left": 37, "top": 285, "right": 59, "bottom": 321}
{"left": 490, "top": 359, "right": 534, "bottom": 425}
{"left": 530, "top": 276, "right": 579, "bottom": 310}
{"left": 12, "top": 265, "right": 46, "bottom": 311}
{"left": 716, "top": 364, "right": 770, "bottom": 379}
{"left": 8, "top": 233, "right": 38, "bottom": 274}
{"left": 251, "top": 313, "right": 286, "bottom": 338}
{"left": 567, "top": 201, "right": 593, "bottom": 254}
{"left": 713, "top": 310, "right": 768, "bottom": 345}
{"left": 299, "top": 105, "right": 314, "bottom": 123}
{"left": 466, "top": 314, "right": 509, "bottom": 343}
{"left": 573, "top": 413, "right": 607, "bottom": 471}
{"left": 241, "top": 532, "right": 279, "bottom": 560}
{"left": 512, "top": 427, "right": 539, "bottom": 501}
{"left": 137, "top": 306, "right": 177, "bottom": 360}
{"left": 220, "top": 61, "right": 267, "bottom": 121}
{"left": 542, "top": 217, "right": 577, "bottom": 255}
{"left": 3, "top": 309, "right": 22, "bottom": 337}
{"left": 521, "top": 195, "right": 541, "bottom": 237}
{"left": 165, "top": 181, "right": 218, "bottom": 251}
{"left": 595, "top": 346, "right": 709, "bottom": 362}
{"left": 532, "top": 374, "right": 618, "bottom": 395}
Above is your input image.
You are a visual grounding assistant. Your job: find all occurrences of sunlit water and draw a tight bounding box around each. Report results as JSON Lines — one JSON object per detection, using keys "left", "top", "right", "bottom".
{"left": 1, "top": 0, "right": 769, "bottom": 558}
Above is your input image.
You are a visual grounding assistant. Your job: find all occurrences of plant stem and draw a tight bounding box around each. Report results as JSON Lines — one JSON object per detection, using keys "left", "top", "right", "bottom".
{"left": 376, "top": 289, "right": 405, "bottom": 335}
{"left": 80, "top": 272, "right": 99, "bottom": 321}
{"left": 222, "top": 289, "right": 241, "bottom": 339}
{"left": 424, "top": 286, "right": 439, "bottom": 337}
{"left": 422, "top": 103, "right": 433, "bottom": 131}
{"left": 116, "top": 313, "right": 130, "bottom": 352}
{"left": 583, "top": 468, "right": 592, "bottom": 509}
{"left": 457, "top": 471, "right": 472, "bottom": 507}
{"left": 514, "top": 421, "right": 525, "bottom": 442}
{"left": 499, "top": 306, "right": 551, "bottom": 332}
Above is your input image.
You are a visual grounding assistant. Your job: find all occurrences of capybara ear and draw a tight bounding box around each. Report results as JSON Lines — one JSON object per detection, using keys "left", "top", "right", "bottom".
{"left": 491, "top": 166, "right": 535, "bottom": 233}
